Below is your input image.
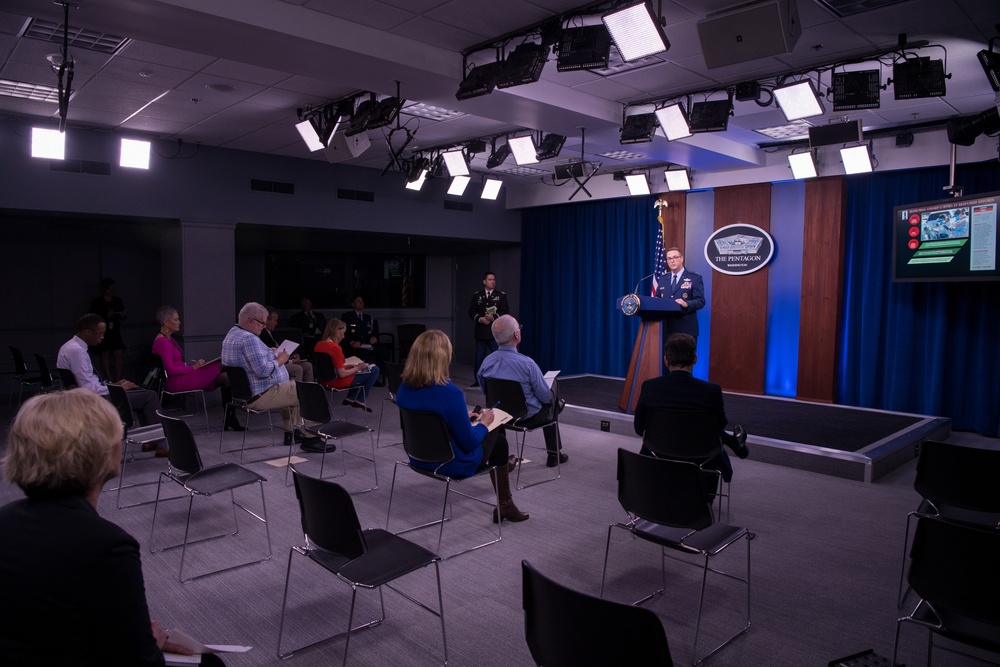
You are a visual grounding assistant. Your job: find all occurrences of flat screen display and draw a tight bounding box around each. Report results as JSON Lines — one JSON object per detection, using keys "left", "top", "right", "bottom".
{"left": 892, "top": 190, "right": 1000, "bottom": 282}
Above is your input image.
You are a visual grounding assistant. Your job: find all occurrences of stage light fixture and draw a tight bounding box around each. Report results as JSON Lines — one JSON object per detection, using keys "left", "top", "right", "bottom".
{"left": 556, "top": 25, "right": 612, "bottom": 71}
{"left": 774, "top": 80, "right": 825, "bottom": 121}
{"left": 442, "top": 148, "right": 469, "bottom": 177}
{"left": 655, "top": 103, "right": 691, "bottom": 140}
{"left": 366, "top": 96, "right": 404, "bottom": 130}
{"left": 447, "top": 175, "right": 471, "bottom": 196}
{"left": 481, "top": 178, "right": 503, "bottom": 200}
{"left": 345, "top": 97, "right": 375, "bottom": 137}
{"left": 977, "top": 47, "right": 1000, "bottom": 92}
{"left": 787, "top": 150, "right": 817, "bottom": 179}
{"left": 832, "top": 70, "right": 881, "bottom": 111}
{"left": 456, "top": 60, "right": 504, "bottom": 100}
{"left": 120, "top": 138, "right": 150, "bottom": 169}
{"left": 619, "top": 113, "right": 658, "bottom": 144}
{"left": 535, "top": 133, "right": 565, "bottom": 160}
{"left": 486, "top": 142, "right": 511, "bottom": 169}
{"left": 664, "top": 168, "right": 690, "bottom": 191}
{"left": 31, "top": 127, "right": 64, "bottom": 159}
{"left": 295, "top": 119, "right": 325, "bottom": 152}
{"left": 946, "top": 107, "right": 1000, "bottom": 146}
{"left": 497, "top": 42, "right": 549, "bottom": 89}
{"left": 892, "top": 56, "right": 946, "bottom": 100}
{"left": 840, "top": 144, "right": 873, "bottom": 174}
{"left": 603, "top": 1, "right": 670, "bottom": 62}
{"left": 508, "top": 135, "right": 538, "bottom": 165}
{"left": 625, "top": 173, "right": 650, "bottom": 196}
{"left": 689, "top": 99, "right": 732, "bottom": 133}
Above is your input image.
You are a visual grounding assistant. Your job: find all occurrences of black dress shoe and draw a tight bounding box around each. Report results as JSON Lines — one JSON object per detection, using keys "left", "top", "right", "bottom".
{"left": 555, "top": 398, "right": 567, "bottom": 415}
{"left": 731, "top": 425, "right": 750, "bottom": 459}
{"left": 224, "top": 420, "right": 246, "bottom": 432}
{"left": 470, "top": 382, "right": 480, "bottom": 388}
{"left": 546, "top": 452, "right": 569, "bottom": 468}
{"left": 351, "top": 402, "right": 374, "bottom": 413}
{"left": 300, "top": 439, "right": 336, "bottom": 454}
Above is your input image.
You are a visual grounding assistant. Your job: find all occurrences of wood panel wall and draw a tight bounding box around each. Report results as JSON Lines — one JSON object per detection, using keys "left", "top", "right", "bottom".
{"left": 708, "top": 184, "right": 771, "bottom": 393}
{"left": 657, "top": 192, "right": 687, "bottom": 248}
{"left": 796, "top": 176, "right": 847, "bottom": 402}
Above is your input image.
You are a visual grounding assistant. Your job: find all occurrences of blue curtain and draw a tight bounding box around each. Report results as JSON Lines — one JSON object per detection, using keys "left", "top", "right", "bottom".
{"left": 839, "top": 161, "right": 1000, "bottom": 436}
{"left": 520, "top": 197, "right": 659, "bottom": 376}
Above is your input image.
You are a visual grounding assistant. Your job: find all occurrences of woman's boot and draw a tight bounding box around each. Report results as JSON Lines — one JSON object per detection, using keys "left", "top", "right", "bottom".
{"left": 490, "top": 465, "right": 528, "bottom": 523}
{"left": 222, "top": 387, "right": 245, "bottom": 431}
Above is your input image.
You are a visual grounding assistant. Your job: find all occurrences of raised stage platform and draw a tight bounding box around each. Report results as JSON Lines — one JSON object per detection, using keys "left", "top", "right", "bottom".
{"left": 552, "top": 375, "right": 951, "bottom": 482}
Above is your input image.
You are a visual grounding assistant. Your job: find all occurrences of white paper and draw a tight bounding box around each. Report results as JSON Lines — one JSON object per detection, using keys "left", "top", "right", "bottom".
{"left": 543, "top": 370, "right": 560, "bottom": 388}
{"left": 277, "top": 339, "right": 299, "bottom": 356}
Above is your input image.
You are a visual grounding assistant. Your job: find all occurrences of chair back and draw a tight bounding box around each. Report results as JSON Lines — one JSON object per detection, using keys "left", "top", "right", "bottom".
{"left": 9, "top": 346, "right": 29, "bottom": 377}
{"left": 106, "top": 383, "right": 136, "bottom": 430}
{"left": 522, "top": 560, "right": 672, "bottom": 667}
{"left": 396, "top": 324, "right": 426, "bottom": 360}
{"left": 482, "top": 377, "right": 530, "bottom": 421}
{"left": 398, "top": 407, "right": 456, "bottom": 466}
{"left": 311, "top": 352, "right": 338, "bottom": 385}
{"left": 223, "top": 365, "right": 255, "bottom": 402}
{"left": 617, "top": 448, "right": 714, "bottom": 530}
{"left": 33, "top": 354, "right": 55, "bottom": 390}
{"left": 914, "top": 440, "right": 1000, "bottom": 514}
{"left": 56, "top": 368, "right": 78, "bottom": 388}
{"left": 384, "top": 362, "right": 405, "bottom": 396}
{"left": 295, "top": 381, "right": 332, "bottom": 425}
{"left": 908, "top": 515, "right": 1000, "bottom": 627}
{"left": 641, "top": 408, "right": 723, "bottom": 461}
{"left": 159, "top": 412, "right": 204, "bottom": 474}
{"left": 291, "top": 470, "right": 366, "bottom": 560}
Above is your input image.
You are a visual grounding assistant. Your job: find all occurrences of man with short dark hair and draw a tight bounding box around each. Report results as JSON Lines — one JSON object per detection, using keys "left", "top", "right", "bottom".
{"left": 289, "top": 297, "right": 326, "bottom": 357}
{"left": 261, "top": 306, "right": 314, "bottom": 383}
{"left": 340, "top": 294, "right": 385, "bottom": 386}
{"left": 467, "top": 271, "right": 508, "bottom": 387}
{"left": 478, "top": 314, "right": 567, "bottom": 468}
{"left": 633, "top": 333, "right": 749, "bottom": 482}
{"left": 657, "top": 247, "right": 706, "bottom": 339}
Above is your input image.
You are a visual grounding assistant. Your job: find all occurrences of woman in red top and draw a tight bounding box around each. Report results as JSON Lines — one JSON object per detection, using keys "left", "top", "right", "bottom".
{"left": 314, "top": 319, "right": 380, "bottom": 411}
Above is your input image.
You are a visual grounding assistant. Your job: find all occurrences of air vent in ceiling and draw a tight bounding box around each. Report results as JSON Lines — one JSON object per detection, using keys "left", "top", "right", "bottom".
{"left": 49, "top": 159, "right": 111, "bottom": 176}
{"left": 337, "top": 189, "right": 375, "bottom": 202}
{"left": 22, "top": 19, "right": 130, "bottom": 54}
{"left": 0, "top": 79, "right": 60, "bottom": 103}
{"left": 816, "top": 0, "right": 908, "bottom": 17}
{"left": 250, "top": 179, "right": 294, "bottom": 195}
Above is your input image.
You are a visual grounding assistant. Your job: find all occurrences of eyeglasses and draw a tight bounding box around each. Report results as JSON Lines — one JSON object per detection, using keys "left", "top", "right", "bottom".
{"left": 666, "top": 255, "right": 682, "bottom": 261}
{"left": 251, "top": 318, "right": 266, "bottom": 327}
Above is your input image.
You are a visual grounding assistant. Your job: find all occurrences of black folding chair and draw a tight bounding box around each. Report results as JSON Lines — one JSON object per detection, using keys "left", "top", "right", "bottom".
{"left": 7, "top": 345, "right": 42, "bottom": 412}
{"left": 376, "top": 361, "right": 405, "bottom": 449}
{"left": 150, "top": 353, "right": 210, "bottom": 433}
{"left": 105, "top": 383, "right": 166, "bottom": 509}
{"left": 294, "top": 381, "right": 376, "bottom": 490}
{"left": 482, "top": 377, "right": 561, "bottom": 489}
{"left": 219, "top": 365, "right": 283, "bottom": 462}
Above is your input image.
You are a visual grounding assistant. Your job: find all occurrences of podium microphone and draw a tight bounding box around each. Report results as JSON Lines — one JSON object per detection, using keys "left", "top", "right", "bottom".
{"left": 632, "top": 273, "right": 655, "bottom": 295}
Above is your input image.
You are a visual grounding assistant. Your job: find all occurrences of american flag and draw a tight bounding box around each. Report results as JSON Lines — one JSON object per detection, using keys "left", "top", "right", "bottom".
{"left": 400, "top": 257, "right": 412, "bottom": 306}
{"left": 650, "top": 222, "right": 666, "bottom": 296}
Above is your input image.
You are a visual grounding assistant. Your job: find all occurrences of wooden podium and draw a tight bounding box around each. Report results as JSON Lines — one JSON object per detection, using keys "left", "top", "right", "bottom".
{"left": 616, "top": 295, "right": 680, "bottom": 413}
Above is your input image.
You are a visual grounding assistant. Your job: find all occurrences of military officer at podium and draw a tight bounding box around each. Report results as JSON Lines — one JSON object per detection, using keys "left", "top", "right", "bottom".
{"left": 656, "top": 247, "right": 705, "bottom": 339}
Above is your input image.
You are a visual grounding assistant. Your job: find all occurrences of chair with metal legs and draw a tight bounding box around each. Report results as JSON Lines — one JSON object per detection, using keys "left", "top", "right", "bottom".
{"left": 7, "top": 346, "right": 42, "bottom": 413}
{"left": 376, "top": 361, "right": 405, "bottom": 448}
{"left": 277, "top": 469, "right": 447, "bottom": 664}
{"left": 105, "top": 383, "right": 166, "bottom": 509}
{"left": 294, "top": 380, "right": 376, "bottom": 490}
{"left": 482, "top": 377, "right": 561, "bottom": 489}
{"left": 219, "top": 365, "right": 284, "bottom": 462}
{"left": 150, "top": 354, "right": 210, "bottom": 433}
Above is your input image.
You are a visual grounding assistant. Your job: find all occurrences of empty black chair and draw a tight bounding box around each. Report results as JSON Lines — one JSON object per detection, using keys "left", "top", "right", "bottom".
{"left": 482, "top": 376, "right": 561, "bottom": 489}
{"left": 7, "top": 346, "right": 43, "bottom": 412}
{"left": 386, "top": 407, "right": 501, "bottom": 559}
{"left": 893, "top": 515, "right": 1000, "bottom": 665}
{"left": 601, "top": 448, "right": 751, "bottom": 666}
{"left": 294, "top": 380, "right": 376, "bottom": 490}
{"left": 56, "top": 367, "right": 78, "bottom": 389}
{"left": 277, "top": 470, "right": 447, "bottom": 665}
{"left": 522, "top": 560, "right": 673, "bottom": 667}
{"left": 219, "top": 365, "right": 282, "bottom": 461}
{"left": 376, "top": 332, "right": 395, "bottom": 363}
{"left": 105, "top": 383, "right": 166, "bottom": 509}
{"left": 376, "top": 361, "right": 405, "bottom": 449}
{"left": 396, "top": 323, "right": 426, "bottom": 362}
{"left": 150, "top": 412, "right": 271, "bottom": 583}
{"left": 32, "top": 353, "right": 59, "bottom": 393}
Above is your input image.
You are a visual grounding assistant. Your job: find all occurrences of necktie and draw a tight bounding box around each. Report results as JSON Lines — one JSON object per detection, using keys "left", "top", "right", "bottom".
{"left": 671, "top": 273, "right": 678, "bottom": 291}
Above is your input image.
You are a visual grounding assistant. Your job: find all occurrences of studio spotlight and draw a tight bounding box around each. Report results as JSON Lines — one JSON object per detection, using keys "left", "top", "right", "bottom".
{"left": 442, "top": 148, "right": 470, "bottom": 177}
{"left": 535, "top": 133, "right": 565, "bottom": 160}
{"left": 31, "top": 127, "right": 64, "bottom": 159}
{"left": 603, "top": 1, "right": 670, "bottom": 62}
{"left": 620, "top": 113, "right": 658, "bottom": 144}
{"left": 295, "top": 119, "right": 325, "bottom": 152}
{"left": 977, "top": 46, "right": 1000, "bottom": 92}
{"left": 655, "top": 103, "right": 691, "bottom": 141}
{"left": 481, "top": 178, "right": 503, "bottom": 200}
{"left": 447, "top": 175, "right": 471, "bottom": 196}
{"left": 787, "top": 150, "right": 817, "bottom": 179}
{"left": 840, "top": 144, "right": 873, "bottom": 174}
{"left": 664, "top": 168, "right": 690, "bottom": 191}
{"left": 497, "top": 42, "right": 549, "bottom": 89}
{"left": 688, "top": 99, "right": 732, "bottom": 133}
{"left": 892, "top": 56, "right": 946, "bottom": 100}
{"left": 456, "top": 61, "right": 504, "bottom": 100}
{"left": 405, "top": 157, "right": 430, "bottom": 190}
{"left": 832, "top": 70, "right": 881, "bottom": 111}
{"left": 346, "top": 97, "right": 376, "bottom": 137}
{"left": 486, "top": 142, "right": 511, "bottom": 169}
{"left": 556, "top": 25, "right": 612, "bottom": 71}
{"left": 508, "top": 135, "right": 538, "bottom": 165}
{"left": 774, "top": 80, "right": 825, "bottom": 121}
{"left": 946, "top": 107, "right": 1000, "bottom": 146}
{"left": 367, "top": 96, "right": 404, "bottom": 130}
{"left": 625, "top": 173, "right": 650, "bottom": 196}
{"left": 120, "top": 138, "right": 150, "bottom": 169}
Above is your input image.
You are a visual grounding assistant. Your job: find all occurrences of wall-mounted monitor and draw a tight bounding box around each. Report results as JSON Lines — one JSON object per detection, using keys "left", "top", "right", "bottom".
{"left": 893, "top": 190, "right": 1000, "bottom": 282}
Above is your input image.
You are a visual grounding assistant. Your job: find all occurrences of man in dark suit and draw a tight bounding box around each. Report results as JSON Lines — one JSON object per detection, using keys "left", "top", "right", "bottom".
{"left": 656, "top": 247, "right": 706, "bottom": 339}
{"left": 340, "top": 294, "right": 385, "bottom": 385}
{"left": 288, "top": 296, "right": 326, "bottom": 357}
{"left": 633, "top": 333, "right": 749, "bottom": 482}
{"left": 467, "top": 271, "right": 509, "bottom": 387}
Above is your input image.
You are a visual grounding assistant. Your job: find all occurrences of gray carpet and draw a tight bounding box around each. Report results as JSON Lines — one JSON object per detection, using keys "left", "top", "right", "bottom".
{"left": 2, "top": 380, "right": 999, "bottom": 667}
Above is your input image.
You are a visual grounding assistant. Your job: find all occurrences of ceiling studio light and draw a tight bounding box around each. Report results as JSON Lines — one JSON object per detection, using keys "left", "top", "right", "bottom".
{"left": 508, "top": 135, "right": 538, "bottom": 165}
{"left": 688, "top": 99, "right": 732, "bottom": 133}
{"left": 832, "top": 69, "right": 881, "bottom": 111}
{"left": 295, "top": 119, "right": 325, "bottom": 152}
{"left": 442, "top": 148, "right": 469, "bottom": 177}
{"left": 497, "top": 42, "right": 549, "bottom": 89}
{"left": 655, "top": 103, "right": 691, "bottom": 141}
{"left": 405, "top": 157, "right": 429, "bottom": 190}
{"left": 486, "top": 142, "right": 511, "bottom": 169}
{"left": 120, "top": 138, "right": 150, "bottom": 169}
{"left": 774, "top": 80, "right": 825, "bottom": 121}
{"left": 366, "top": 96, "right": 404, "bottom": 130}
{"left": 978, "top": 47, "right": 1000, "bottom": 92}
{"left": 31, "top": 126, "right": 64, "bottom": 159}
{"left": 892, "top": 56, "right": 946, "bottom": 100}
{"left": 664, "top": 168, "right": 690, "bottom": 191}
{"left": 481, "top": 178, "right": 503, "bottom": 200}
{"left": 625, "top": 173, "right": 650, "bottom": 196}
{"left": 556, "top": 25, "right": 612, "bottom": 71}
{"left": 840, "top": 144, "right": 872, "bottom": 174}
{"left": 346, "top": 98, "right": 375, "bottom": 137}
{"left": 603, "top": 1, "right": 670, "bottom": 63}
{"left": 787, "top": 151, "right": 817, "bottom": 179}
{"left": 535, "top": 133, "right": 565, "bottom": 160}
{"left": 620, "top": 113, "right": 658, "bottom": 144}
{"left": 456, "top": 60, "right": 503, "bottom": 100}
{"left": 447, "top": 175, "right": 471, "bottom": 196}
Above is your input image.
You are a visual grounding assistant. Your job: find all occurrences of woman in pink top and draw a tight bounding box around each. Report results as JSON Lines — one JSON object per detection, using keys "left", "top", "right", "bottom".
{"left": 151, "top": 306, "right": 243, "bottom": 431}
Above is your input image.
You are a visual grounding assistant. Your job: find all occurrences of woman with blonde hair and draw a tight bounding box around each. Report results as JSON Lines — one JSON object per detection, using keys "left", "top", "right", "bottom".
{"left": 0, "top": 389, "right": 204, "bottom": 664}
{"left": 314, "top": 318, "right": 380, "bottom": 411}
{"left": 395, "top": 329, "right": 527, "bottom": 523}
